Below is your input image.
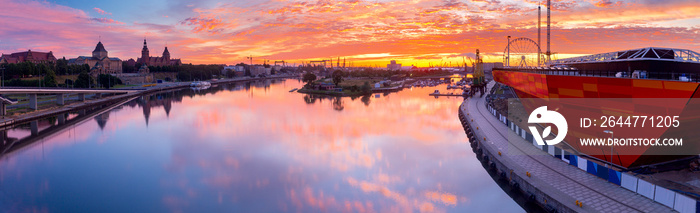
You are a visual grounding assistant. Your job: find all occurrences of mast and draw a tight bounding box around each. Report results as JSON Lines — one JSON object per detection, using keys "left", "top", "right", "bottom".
{"left": 538, "top": 3, "right": 541, "bottom": 66}
{"left": 546, "top": 0, "right": 551, "bottom": 64}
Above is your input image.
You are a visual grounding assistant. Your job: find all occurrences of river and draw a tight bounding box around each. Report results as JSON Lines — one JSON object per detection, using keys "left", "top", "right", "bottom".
{"left": 0, "top": 79, "right": 523, "bottom": 212}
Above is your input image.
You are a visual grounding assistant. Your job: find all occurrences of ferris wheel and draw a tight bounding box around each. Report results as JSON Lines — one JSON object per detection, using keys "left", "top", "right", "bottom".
{"left": 503, "top": 37, "right": 543, "bottom": 67}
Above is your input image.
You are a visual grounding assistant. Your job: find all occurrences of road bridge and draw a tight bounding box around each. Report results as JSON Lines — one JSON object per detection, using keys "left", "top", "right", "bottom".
{"left": 0, "top": 87, "right": 142, "bottom": 114}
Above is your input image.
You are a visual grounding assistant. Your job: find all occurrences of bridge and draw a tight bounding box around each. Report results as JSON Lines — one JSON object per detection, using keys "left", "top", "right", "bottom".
{"left": 0, "top": 87, "right": 142, "bottom": 115}
{"left": 0, "top": 96, "right": 138, "bottom": 157}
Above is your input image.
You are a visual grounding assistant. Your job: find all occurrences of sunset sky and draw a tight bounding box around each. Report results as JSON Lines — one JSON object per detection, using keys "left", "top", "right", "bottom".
{"left": 1, "top": 0, "right": 698, "bottom": 67}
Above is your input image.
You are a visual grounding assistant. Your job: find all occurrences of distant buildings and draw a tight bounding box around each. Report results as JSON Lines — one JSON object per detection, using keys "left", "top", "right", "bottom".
{"left": 387, "top": 60, "right": 401, "bottom": 71}
{"left": 250, "top": 65, "right": 271, "bottom": 76}
{"left": 482, "top": 62, "right": 504, "bottom": 72}
{"left": 0, "top": 50, "right": 57, "bottom": 64}
{"left": 222, "top": 65, "right": 245, "bottom": 77}
{"left": 68, "top": 41, "right": 122, "bottom": 75}
{"left": 136, "top": 39, "right": 181, "bottom": 66}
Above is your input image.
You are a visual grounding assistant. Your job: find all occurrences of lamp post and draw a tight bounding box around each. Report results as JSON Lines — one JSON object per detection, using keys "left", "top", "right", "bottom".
{"left": 603, "top": 130, "right": 614, "bottom": 169}
{"left": 0, "top": 66, "right": 4, "bottom": 88}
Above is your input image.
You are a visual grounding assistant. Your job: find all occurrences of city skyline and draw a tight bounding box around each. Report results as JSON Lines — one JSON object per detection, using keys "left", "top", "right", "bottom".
{"left": 1, "top": 0, "right": 698, "bottom": 67}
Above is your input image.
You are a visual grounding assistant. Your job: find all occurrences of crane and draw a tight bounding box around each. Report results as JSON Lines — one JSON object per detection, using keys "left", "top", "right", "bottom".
{"left": 468, "top": 49, "right": 486, "bottom": 97}
{"left": 465, "top": 56, "right": 475, "bottom": 72}
{"left": 246, "top": 55, "right": 254, "bottom": 65}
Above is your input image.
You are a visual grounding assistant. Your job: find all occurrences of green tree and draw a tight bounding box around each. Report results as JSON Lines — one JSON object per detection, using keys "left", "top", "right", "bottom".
{"left": 98, "top": 74, "right": 122, "bottom": 88}
{"left": 74, "top": 71, "right": 93, "bottom": 88}
{"left": 360, "top": 81, "right": 373, "bottom": 95}
{"left": 43, "top": 70, "right": 57, "bottom": 87}
{"left": 332, "top": 70, "right": 344, "bottom": 86}
{"left": 56, "top": 57, "right": 68, "bottom": 75}
{"left": 177, "top": 70, "right": 191, "bottom": 81}
{"left": 302, "top": 72, "right": 317, "bottom": 86}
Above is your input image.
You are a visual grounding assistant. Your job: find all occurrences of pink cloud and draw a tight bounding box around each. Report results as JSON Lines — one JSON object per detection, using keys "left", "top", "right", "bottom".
{"left": 93, "top": 7, "right": 111, "bottom": 15}
{"left": 89, "top": 18, "right": 124, "bottom": 25}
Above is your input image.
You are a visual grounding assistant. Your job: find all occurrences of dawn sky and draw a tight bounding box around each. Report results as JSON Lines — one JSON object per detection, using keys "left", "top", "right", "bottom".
{"left": 1, "top": 0, "right": 698, "bottom": 66}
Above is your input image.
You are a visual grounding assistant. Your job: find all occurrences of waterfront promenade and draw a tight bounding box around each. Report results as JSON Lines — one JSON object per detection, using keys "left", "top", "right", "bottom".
{"left": 461, "top": 82, "right": 674, "bottom": 212}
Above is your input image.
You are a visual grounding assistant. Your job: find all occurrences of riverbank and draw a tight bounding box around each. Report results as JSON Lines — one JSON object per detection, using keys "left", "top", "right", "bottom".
{"left": 0, "top": 76, "right": 294, "bottom": 129}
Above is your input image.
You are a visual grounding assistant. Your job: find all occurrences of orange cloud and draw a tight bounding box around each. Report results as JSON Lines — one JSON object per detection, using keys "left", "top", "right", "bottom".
{"left": 0, "top": 0, "right": 698, "bottom": 66}
{"left": 180, "top": 17, "right": 224, "bottom": 34}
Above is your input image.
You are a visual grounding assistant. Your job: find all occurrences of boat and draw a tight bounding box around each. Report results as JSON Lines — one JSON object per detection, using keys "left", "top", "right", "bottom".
{"left": 190, "top": 81, "right": 211, "bottom": 87}
{"left": 494, "top": 47, "right": 700, "bottom": 169}
{"left": 289, "top": 88, "right": 298, "bottom": 92}
{"left": 432, "top": 90, "right": 440, "bottom": 94}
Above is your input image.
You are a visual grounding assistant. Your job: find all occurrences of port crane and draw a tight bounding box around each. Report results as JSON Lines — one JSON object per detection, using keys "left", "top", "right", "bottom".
{"left": 467, "top": 49, "right": 486, "bottom": 98}
{"left": 274, "top": 60, "right": 286, "bottom": 66}
{"left": 309, "top": 60, "right": 329, "bottom": 69}
{"left": 246, "top": 55, "right": 254, "bottom": 65}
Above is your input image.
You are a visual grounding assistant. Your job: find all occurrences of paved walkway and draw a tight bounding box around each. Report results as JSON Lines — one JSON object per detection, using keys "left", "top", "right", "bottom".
{"left": 462, "top": 82, "right": 674, "bottom": 213}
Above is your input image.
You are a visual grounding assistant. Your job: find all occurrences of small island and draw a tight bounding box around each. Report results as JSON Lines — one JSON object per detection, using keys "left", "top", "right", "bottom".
{"left": 297, "top": 68, "right": 451, "bottom": 97}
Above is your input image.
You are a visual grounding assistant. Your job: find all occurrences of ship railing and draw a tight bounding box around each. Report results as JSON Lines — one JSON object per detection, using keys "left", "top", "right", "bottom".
{"left": 496, "top": 68, "right": 700, "bottom": 83}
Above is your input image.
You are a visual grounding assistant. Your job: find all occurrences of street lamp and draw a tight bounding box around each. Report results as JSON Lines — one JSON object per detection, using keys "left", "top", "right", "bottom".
{"left": 603, "top": 130, "right": 614, "bottom": 169}
{"left": 0, "top": 66, "right": 4, "bottom": 88}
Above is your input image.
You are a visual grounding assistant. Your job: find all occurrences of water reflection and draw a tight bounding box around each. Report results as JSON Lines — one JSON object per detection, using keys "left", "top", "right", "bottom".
{"left": 0, "top": 79, "right": 523, "bottom": 212}
{"left": 303, "top": 95, "right": 355, "bottom": 111}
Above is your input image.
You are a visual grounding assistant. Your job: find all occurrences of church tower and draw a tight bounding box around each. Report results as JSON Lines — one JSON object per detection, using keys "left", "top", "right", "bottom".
{"left": 92, "top": 41, "right": 108, "bottom": 60}
{"left": 141, "top": 39, "right": 150, "bottom": 65}
{"left": 163, "top": 46, "right": 170, "bottom": 62}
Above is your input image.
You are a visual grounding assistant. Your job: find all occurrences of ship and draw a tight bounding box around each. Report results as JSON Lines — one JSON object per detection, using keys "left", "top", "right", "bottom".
{"left": 493, "top": 47, "right": 700, "bottom": 169}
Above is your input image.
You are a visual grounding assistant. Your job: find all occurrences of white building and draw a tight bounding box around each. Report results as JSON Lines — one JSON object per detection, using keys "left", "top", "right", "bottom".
{"left": 222, "top": 65, "right": 245, "bottom": 76}
{"left": 251, "top": 65, "right": 271, "bottom": 76}
{"left": 482, "top": 62, "right": 504, "bottom": 72}
{"left": 387, "top": 60, "right": 402, "bottom": 71}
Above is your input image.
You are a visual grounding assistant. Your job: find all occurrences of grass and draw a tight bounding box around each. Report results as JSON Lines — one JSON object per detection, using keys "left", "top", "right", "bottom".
{"left": 152, "top": 73, "right": 177, "bottom": 81}
{"left": 319, "top": 77, "right": 401, "bottom": 89}
{"left": 337, "top": 78, "right": 382, "bottom": 87}
{"left": 112, "top": 84, "right": 139, "bottom": 89}
{"left": 20, "top": 74, "right": 79, "bottom": 83}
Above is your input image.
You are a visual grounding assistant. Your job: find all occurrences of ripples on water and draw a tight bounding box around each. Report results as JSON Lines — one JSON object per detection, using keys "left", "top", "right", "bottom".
{"left": 0, "top": 79, "right": 523, "bottom": 212}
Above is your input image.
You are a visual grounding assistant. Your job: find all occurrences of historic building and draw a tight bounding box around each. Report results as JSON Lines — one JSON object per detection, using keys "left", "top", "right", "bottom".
{"left": 68, "top": 41, "right": 122, "bottom": 75}
{"left": 0, "top": 50, "right": 57, "bottom": 64}
{"left": 136, "top": 39, "right": 181, "bottom": 66}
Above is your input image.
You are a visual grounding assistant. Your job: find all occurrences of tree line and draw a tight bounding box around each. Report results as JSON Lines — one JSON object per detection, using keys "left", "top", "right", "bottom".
{"left": 0, "top": 58, "right": 90, "bottom": 80}
{"left": 122, "top": 62, "right": 224, "bottom": 81}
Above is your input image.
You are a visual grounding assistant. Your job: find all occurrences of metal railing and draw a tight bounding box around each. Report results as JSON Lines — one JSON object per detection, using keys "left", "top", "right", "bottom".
{"left": 496, "top": 67, "right": 700, "bottom": 83}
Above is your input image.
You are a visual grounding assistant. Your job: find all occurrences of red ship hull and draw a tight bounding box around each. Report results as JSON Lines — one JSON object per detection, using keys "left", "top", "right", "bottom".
{"left": 493, "top": 70, "right": 700, "bottom": 168}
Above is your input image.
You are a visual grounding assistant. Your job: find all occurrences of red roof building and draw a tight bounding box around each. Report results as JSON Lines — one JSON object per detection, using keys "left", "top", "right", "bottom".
{"left": 136, "top": 39, "right": 182, "bottom": 67}
{"left": 0, "top": 50, "right": 57, "bottom": 64}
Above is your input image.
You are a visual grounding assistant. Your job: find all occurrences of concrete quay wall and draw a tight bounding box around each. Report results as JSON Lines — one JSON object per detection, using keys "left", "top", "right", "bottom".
{"left": 458, "top": 104, "right": 578, "bottom": 213}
